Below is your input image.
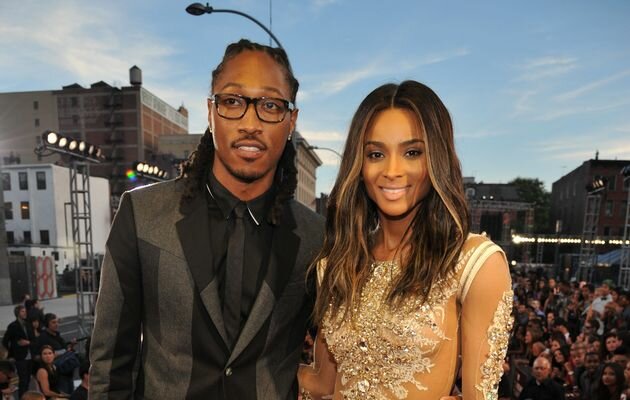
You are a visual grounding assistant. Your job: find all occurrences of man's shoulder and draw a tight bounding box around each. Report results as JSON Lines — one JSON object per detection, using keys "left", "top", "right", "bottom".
{"left": 126, "top": 179, "right": 183, "bottom": 200}
{"left": 287, "top": 199, "right": 324, "bottom": 224}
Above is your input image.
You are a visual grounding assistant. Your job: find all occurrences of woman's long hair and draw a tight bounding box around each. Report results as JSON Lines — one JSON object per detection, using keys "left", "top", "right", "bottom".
{"left": 313, "top": 80, "right": 470, "bottom": 323}
{"left": 177, "top": 39, "right": 298, "bottom": 224}
{"left": 594, "top": 362, "right": 624, "bottom": 400}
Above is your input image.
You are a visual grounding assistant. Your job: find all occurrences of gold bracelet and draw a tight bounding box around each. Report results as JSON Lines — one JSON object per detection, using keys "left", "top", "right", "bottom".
{"left": 301, "top": 387, "right": 314, "bottom": 400}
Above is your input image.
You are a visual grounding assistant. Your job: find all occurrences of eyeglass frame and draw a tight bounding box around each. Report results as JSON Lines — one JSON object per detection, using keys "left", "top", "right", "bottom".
{"left": 210, "top": 93, "right": 296, "bottom": 123}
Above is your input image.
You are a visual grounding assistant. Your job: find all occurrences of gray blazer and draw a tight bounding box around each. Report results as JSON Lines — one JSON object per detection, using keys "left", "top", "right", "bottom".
{"left": 90, "top": 179, "right": 324, "bottom": 399}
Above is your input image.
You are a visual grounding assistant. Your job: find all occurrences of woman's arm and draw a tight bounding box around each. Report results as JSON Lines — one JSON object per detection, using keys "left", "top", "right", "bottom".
{"left": 36, "top": 368, "right": 68, "bottom": 398}
{"left": 298, "top": 327, "right": 337, "bottom": 399}
{"left": 460, "top": 251, "right": 513, "bottom": 400}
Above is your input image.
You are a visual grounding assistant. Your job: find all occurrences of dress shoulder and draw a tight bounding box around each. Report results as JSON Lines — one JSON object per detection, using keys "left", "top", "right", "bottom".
{"left": 457, "top": 234, "right": 508, "bottom": 304}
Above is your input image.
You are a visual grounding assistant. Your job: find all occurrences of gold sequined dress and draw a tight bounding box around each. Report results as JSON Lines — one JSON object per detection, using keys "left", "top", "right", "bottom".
{"left": 320, "top": 234, "right": 513, "bottom": 400}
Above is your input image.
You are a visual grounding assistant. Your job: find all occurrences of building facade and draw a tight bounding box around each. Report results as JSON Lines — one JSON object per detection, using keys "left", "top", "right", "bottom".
{"left": 2, "top": 164, "right": 110, "bottom": 274}
{"left": 551, "top": 159, "right": 630, "bottom": 237}
{"left": 0, "top": 66, "right": 188, "bottom": 200}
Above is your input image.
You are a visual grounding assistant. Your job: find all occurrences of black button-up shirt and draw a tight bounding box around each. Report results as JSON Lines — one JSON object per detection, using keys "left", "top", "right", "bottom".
{"left": 206, "top": 172, "right": 274, "bottom": 333}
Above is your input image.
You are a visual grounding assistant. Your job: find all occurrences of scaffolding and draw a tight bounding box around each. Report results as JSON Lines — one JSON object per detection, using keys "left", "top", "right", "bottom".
{"left": 70, "top": 162, "right": 98, "bottom": 335}
{"left": 577, "top": 193, "right": 603, "bottom": 282}
{"left": 618, "top": 173, "right": 630, "bottom": 289}
{"left": 469, "top": 199, "right": 534, "bottom": 261}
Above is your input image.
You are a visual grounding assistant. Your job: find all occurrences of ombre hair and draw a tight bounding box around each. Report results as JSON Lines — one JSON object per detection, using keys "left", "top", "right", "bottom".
{"left": 312, "top": 80, "right": 470, "bottom": 323}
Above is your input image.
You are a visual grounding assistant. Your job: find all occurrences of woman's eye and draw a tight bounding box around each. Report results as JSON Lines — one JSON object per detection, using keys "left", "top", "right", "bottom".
{"left": 366, "top": 151, "right": 383, "bottom": 159}
{"left": 406, "top": 149, "right": 422, "bottom": 157}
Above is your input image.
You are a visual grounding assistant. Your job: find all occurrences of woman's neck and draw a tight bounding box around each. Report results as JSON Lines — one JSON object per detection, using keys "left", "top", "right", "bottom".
{"left": 372, "top": 209, "right": 417, "bottom": 261}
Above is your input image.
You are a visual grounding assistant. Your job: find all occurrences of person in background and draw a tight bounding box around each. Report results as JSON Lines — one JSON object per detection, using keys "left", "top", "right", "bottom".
{"left": 35, "top": 345, "right": 69, "bottom": 400}
{"left": 593, "top": 362, "right": 624, "bottom": 400}
{"left": 69, "top": 363, "right": 89, "bottom": 400}
{"left": 519, "top": 356, "right": 566, "bottom": 400}
{"left": 580, "top": 351, "right": 601, "bottom": 400}
{"left": 20, "top": 392, "right": 45, "bottom": 400}
{"left": 2, "top": 305, "right": 33, "bottom": 397}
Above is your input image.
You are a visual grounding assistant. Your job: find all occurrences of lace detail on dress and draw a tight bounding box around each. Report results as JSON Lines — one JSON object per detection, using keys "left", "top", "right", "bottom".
{"left": 475, "top": 290, "right": 514, "bottom": 400}
{"left": 322, "top": 249, "right": 474, "bottom": 399}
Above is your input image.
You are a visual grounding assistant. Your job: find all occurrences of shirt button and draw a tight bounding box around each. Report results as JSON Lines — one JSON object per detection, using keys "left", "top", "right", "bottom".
{"left": 225, "top": 367, "right": 233, "bottom": 376}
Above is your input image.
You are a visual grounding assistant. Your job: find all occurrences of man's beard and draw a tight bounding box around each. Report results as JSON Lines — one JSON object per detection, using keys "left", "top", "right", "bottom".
{"left": 219, "top": 155, "right": 268, "bottom": 184}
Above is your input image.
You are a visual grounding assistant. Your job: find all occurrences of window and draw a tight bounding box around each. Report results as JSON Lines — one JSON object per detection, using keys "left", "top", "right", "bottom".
{"left": 605, "top": 200, "right": 614, "bottom": 216}
{"left": 4, "top": 202, "right": 12, "bottom": 220}
{"left": 34, "top": 118, "right": 40, "bottom": 127}
{"left": 36, "top": 171, "right": 46, "bottom": 190}
{"left": 1, "top": 173, "right": 9, "bottom": 190}
{"left": 23, "top": 231, "right": 31, "bottom": 244}
{"left": 72, "top": 115, "right": 79, "bottom": 125}
{"left": 71, "top": 97, "right": 78, "bottom": 107}
{"left": 33, "top": 100, "right": 39, "bottom": 110}
{"left": 6, "top": 231, "right": 14, "bottom": 244}
{"left": 18, "top": 172, "right": 27, "bottom": 190}
{"left": 52, "top": 251, "right": 59, "bottom": 261}
{"left": 608, "top": 176, "right": 616, "bottom": 191}
{"left": 625, "top": 179, "right": 630, "bottom": 191}
{"left": 40, "top": 230, "right": 50, "bottom": 245}
{"left": 20, "top": 201, "right": 30, "bottom": 219}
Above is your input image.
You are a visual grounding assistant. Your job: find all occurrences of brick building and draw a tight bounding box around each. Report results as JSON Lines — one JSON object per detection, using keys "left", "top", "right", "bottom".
{"left": 551, "top": 158, "right": 630, "bottom": 237}
{"left": 0, "top": 66, "right": 188, "bottom": 200}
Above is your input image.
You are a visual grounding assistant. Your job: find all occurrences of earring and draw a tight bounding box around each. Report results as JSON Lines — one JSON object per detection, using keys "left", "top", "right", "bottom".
{"left": 287, "top": 133, "right": 292, "bottom": 141}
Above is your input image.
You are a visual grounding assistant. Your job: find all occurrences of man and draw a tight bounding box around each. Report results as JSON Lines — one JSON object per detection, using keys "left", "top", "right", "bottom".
{"left": 90, "top": 39, "right": 325, "bottom": 399}
{"left": 578, "top": 352, "right": 600, "bottom": 400}
{"left": 518, "top": 356, "right": 565, "bottom": 400}
{"left": 70, "top": 363, "right": 89, "bottom": 400}
{"left": 2, "top": 305, "right": 33, "bottom": 397}
{"left": 591, "top": 281, "right": 613, "bottom": 317}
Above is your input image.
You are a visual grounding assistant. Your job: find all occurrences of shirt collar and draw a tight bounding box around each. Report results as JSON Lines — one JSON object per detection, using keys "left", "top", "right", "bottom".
{"left": 206, "top": 171, "right": 275, "bottom": 226}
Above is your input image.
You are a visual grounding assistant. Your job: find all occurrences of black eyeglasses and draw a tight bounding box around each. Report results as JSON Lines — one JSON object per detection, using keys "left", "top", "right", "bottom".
{"left": 211, "top": 93, "right": 295, "bottom": 123}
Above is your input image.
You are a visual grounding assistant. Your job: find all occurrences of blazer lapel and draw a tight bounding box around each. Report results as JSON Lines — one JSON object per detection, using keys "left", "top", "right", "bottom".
{"left": 227, "top": 205, "right": 301, "bottom": 365}
{"left": 176, "top": 194, "right": 229, "bottom": 346}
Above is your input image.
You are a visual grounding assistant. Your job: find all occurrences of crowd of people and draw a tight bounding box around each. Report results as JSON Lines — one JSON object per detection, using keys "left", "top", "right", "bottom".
{"left": 504, "top": 269, "right": 630, "bottom": 400}
{"left": 1, "top": 296, "right": 88, "bottom": 400}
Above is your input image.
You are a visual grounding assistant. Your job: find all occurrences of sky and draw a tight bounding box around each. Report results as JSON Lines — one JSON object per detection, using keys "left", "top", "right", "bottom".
{"left": 1, "top": 0, "right": 629, "bottom": 194}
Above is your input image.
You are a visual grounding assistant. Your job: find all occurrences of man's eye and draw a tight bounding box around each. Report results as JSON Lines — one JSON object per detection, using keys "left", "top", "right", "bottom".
{"left": 221, "top": 97, "right": 243, "bottom": 107}
{"left": 261, "top": 100, "right": 282, "bottom": 111}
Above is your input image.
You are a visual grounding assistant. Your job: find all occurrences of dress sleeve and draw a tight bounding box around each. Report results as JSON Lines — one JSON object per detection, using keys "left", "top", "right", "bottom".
{"left": 460, "top": 242, "right": 513, "bottom": 400}
{"left": 90, "top": 192, "right": 142, "bottom": 399}
{"left": 298, "top": 259, "right": 337, "bottom": 399}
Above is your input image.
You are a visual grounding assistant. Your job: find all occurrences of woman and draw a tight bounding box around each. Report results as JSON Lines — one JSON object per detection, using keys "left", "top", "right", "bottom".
{"left": 594, "top": 362, "right": 625, "bottom": 400}
{"left": 35, "top": 345, "right": 69, "bottom": 399}
{"left": 298, "top": 81, "right": 513, "bottom": 399}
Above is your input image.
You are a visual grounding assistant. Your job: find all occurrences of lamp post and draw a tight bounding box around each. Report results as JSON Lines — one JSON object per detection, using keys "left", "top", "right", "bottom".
{"left": 307, "top": 145, "right": 342, "bottom": 160}
{"left": 185, "top": 2, "right": 284, "bottom": 49}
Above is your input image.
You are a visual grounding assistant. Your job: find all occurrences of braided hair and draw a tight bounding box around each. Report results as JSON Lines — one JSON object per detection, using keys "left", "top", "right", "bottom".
{"left": 178, "top": 39, "right": 299, "bottom": 225}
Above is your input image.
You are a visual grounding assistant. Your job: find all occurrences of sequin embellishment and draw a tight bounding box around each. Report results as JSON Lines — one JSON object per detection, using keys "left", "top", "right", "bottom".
{"left": 476, "top": 290, "right": 514, "bottom": 400}
{"left": 322, "top": 249, "right": 474, "bottom": 399}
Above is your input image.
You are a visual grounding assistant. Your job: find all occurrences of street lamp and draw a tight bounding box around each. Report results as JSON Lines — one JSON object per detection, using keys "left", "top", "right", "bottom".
{"left": 185, "top": 2, "right": 284, "bottom": 49}
{"left": 307, "top": 145, "right": 342, "bottom": 159}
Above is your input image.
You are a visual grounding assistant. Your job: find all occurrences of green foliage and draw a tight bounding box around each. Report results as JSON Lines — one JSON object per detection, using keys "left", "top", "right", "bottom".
{"left": 508, "top": 177, "right": 551, "bottom": 233}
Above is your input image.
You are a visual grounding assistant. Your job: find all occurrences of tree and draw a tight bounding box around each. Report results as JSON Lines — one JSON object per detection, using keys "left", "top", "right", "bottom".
{"left": 508, "top": 177, "right": 551, "bottom": 234}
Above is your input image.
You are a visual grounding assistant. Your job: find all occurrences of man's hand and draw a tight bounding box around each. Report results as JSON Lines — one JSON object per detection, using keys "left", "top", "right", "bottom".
{"left": 17, "top": 339, "right": 30, "bottom": 346}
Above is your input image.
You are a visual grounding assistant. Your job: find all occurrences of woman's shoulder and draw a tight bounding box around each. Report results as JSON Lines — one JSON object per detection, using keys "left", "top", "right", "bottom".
{"left": 457, "top": 233, "right": 509, "bottom": 303}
